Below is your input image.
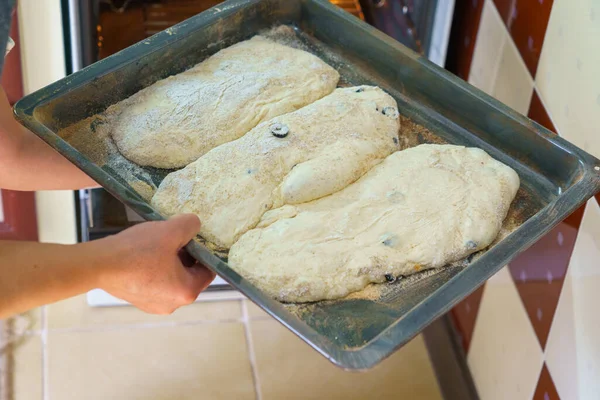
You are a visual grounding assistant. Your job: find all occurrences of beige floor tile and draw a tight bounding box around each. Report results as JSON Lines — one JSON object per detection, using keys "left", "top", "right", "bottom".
{"left": 13, "top": 307, "right": 42, "bottom": 333}
{"left": 468, "top": 0, "right": 507, "bottom": 95}
{"left": 9, "top": 334, "right": 43, "bottom": 400}
{"left": 244, "top": 300, "right": 269, "bottom": 319}
{"left": 48, "top": 294, "right": 241, "bottom": 329}
{"left": 47, "top": 322, "right": 255, "bottom": 400}
{"left": 491, "top": 36, "right": 534, "bottom": 115}
{"left": 250, "top": 319, "right": 442, "bottom": 400}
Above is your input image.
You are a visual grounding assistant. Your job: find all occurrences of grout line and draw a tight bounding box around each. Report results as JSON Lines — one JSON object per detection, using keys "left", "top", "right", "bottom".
{"left": 41, "top": 306, "right": 49, "bottom": 400}
{"left": 241, "top": 301, "right": 263, "bottom": 400}
{"left": 248, "top": 316, "right": 272, "bottom": 321}
{"left": 45, "top": 317, "right": 243, "bottom": 335}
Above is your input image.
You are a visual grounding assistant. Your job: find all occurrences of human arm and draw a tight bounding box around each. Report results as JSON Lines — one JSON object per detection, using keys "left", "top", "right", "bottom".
{"left": 0, "top": 87, "right": 99, "bottom": 190}
{"left": 0, "top": 214, "right": 215, "bottom": 318}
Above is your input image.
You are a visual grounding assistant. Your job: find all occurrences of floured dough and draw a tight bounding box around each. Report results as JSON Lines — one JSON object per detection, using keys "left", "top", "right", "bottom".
{"left": 151, "top": 86, "right": 401, "bottom": 248}
{"left": 111, "top": 36, "right": 339, "bottom": 168}
{"left": 229, "top": 144, "right": 520, "bottom": 302}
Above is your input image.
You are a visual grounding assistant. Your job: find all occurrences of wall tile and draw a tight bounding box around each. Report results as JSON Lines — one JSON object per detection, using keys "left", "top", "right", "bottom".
{"left": 532, "top": 364, "right": 560, "bottom": 400}
{"left": 507, "top": 212, "right": 581, "bottom": 349}
{"left": 445, "top": 0, "right": 485, "bottom": 80}
{"left": 468, "top": 0, "right": 507, "bottom": 94}
{"left": 536, "top": 0, "right": 600, "bottom": 158}
{"left": 528, "top": 89, "right": 557, "bottom": 133}
{"left": 47, "top": 323, "right": 255, "bottom": 400}
{"left": 468, "top": 266, "right": 543, "bottom": 400}
{"left": 492, "top": 35, "right": 534, "bottom": 115}
{"left": 546, "top": 198, "right": 600, "bottom": 400}
{"left": 545, "top": 272, "right": 578, "bottom": 400}
{"left": 450, "top": 284, "right": 486, "bottom": 353}
{"left": 492, "top": 0, "right": 554, "bottom": 76}
{"left": 567, "top": 198, "right": 600, "bottom": 398}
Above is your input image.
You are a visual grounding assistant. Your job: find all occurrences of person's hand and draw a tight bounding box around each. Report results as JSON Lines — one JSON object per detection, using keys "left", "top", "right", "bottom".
{"left": 95, "top": 214, "right": 215, "bottom": 314}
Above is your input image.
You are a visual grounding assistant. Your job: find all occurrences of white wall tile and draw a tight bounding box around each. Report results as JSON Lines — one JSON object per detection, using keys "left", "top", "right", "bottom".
{"left": 491, "top": 34, "right": 534, "bottom": 115}
{"left": 18, "top": 1, "right": 76, "bottom": 245}
{"left": 34, "top": 191, "right": 77, "bottom": 245}
{"left": 468, "top": 266, "right": 543, "bottom": 400}
{"left": 468, "top": 0, "right": 507, "bottom": 95}
{"left": 17, "top": 0, "right": 66, "bottom": 94}
{"left": 536, "top": 0, "right": 600, "bottom": 157}
{"left": 545, "top": 272, "right": 579, "bottom": 400}
{"left": 563, "top": 198, "right": 600, "bottom": 399}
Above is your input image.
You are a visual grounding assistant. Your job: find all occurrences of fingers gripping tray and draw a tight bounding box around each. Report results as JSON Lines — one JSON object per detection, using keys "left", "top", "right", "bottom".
{"left": 14, "top": 0, "right": 600, "bottom": 369}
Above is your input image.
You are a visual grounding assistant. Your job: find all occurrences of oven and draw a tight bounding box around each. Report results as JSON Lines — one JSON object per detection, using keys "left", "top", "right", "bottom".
{"left": 61, "top": 0, "right": 454, "bottom": 306}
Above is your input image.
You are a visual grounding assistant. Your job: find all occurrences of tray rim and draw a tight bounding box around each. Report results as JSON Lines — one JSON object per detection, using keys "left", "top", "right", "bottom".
{"left": 14, "top": 0, "right": 600, "bottom": 370}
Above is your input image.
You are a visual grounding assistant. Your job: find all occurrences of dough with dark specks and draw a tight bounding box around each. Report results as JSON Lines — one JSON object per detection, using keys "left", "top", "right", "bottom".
{"left": 151, "top": 86, "right": 401, "bottom": 248}
{"left": 229, "top": 144, "right": 520, "bottom": 302}
{"left": 111, "top": 35, "right": 339, "bottom": 168}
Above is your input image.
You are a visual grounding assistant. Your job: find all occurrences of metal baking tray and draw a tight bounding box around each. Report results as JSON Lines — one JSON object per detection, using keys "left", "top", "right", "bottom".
{"left": 14, "top": 0, "right": 600, "bottom": 370}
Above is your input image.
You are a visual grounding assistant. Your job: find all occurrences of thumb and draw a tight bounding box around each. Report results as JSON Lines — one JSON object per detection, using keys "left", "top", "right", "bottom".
{"left": 163, "top": 214, "right": 201, "bottom": 246}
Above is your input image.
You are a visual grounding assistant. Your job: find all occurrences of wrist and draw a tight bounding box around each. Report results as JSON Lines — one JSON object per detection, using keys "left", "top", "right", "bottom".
{"left": 81, "top": 235, "right": 130, "bottom": 291}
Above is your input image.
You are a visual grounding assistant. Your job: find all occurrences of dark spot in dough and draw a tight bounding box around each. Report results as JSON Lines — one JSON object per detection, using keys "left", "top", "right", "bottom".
{"left": 466, "top": 240, "right": 477, "bottom": 250}
{"left": 270, "top": 123, "right": 289, "bottom": 138}
{"left": 385, "top": 274, "right": 396, "bottom": 283}
{"left": 382, "top": 106, "right": 399, "bottom": 119}
{"left": 90, "top": 118, "right": 105, "bottom": 133}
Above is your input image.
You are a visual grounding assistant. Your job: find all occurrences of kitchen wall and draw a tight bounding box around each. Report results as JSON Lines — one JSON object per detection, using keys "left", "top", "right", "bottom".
{"left": 450, "top": 0, "right": 600, "bottom": 399}
{"left": 17, "top": 0, "right": 78, "bottom": 246}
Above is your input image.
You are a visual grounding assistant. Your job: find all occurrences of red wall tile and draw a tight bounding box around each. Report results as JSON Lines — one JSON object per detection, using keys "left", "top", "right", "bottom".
{"left": 528, "top": 89, "right": 557, "bottom": 134}
{"left": 492, "top": 0, "right": 554, "bottom": 77}
{"left": 533, "top": 364, "right": 560, "bottom": 400}
{"left": 508, "top": 209, "right": 583, "bottom": 349}
{"left": 450, "top": 284, "right": 486, "bottom": 353}
{"left": 445, "top": 0, "right": 485, "bottom": 80}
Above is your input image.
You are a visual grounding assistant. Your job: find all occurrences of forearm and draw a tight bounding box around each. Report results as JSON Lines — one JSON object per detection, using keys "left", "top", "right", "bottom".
{"left": 0, "top": 240, "right": 112, "bottom": 318}
{"left": 0, "top": 88, "right": 98, "bottom": 190}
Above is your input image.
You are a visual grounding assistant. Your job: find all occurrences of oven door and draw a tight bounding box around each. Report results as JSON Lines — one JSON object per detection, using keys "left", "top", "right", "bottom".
{"left": 360, "top": 0, "right": 454, "bottom": 67}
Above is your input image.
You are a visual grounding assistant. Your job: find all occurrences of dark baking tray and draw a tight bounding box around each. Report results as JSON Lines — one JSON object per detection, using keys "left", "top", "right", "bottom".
{"left": 14, "top": 0, "right": 600, "bottom": 370}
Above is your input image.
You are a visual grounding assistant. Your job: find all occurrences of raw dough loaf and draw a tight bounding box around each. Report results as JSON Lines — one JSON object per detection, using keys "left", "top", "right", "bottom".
{"left": 229, "top": 144, "right": 520, "bottom": 302}
{"left": 111, "top": 36, "right": 339, "bottom": 168}
{"left": 151, "top": 86, "right": 401, "bottom": 248}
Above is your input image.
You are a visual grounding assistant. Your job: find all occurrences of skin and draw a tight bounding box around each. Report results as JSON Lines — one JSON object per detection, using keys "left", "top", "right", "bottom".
{"left": 0, "top": 87, "right": 215, "bottom": 318}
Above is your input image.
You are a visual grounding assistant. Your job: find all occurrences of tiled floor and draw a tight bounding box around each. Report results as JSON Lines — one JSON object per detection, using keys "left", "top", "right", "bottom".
{"left": 4, "top": 297, "right": 443, "bottom": 400}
